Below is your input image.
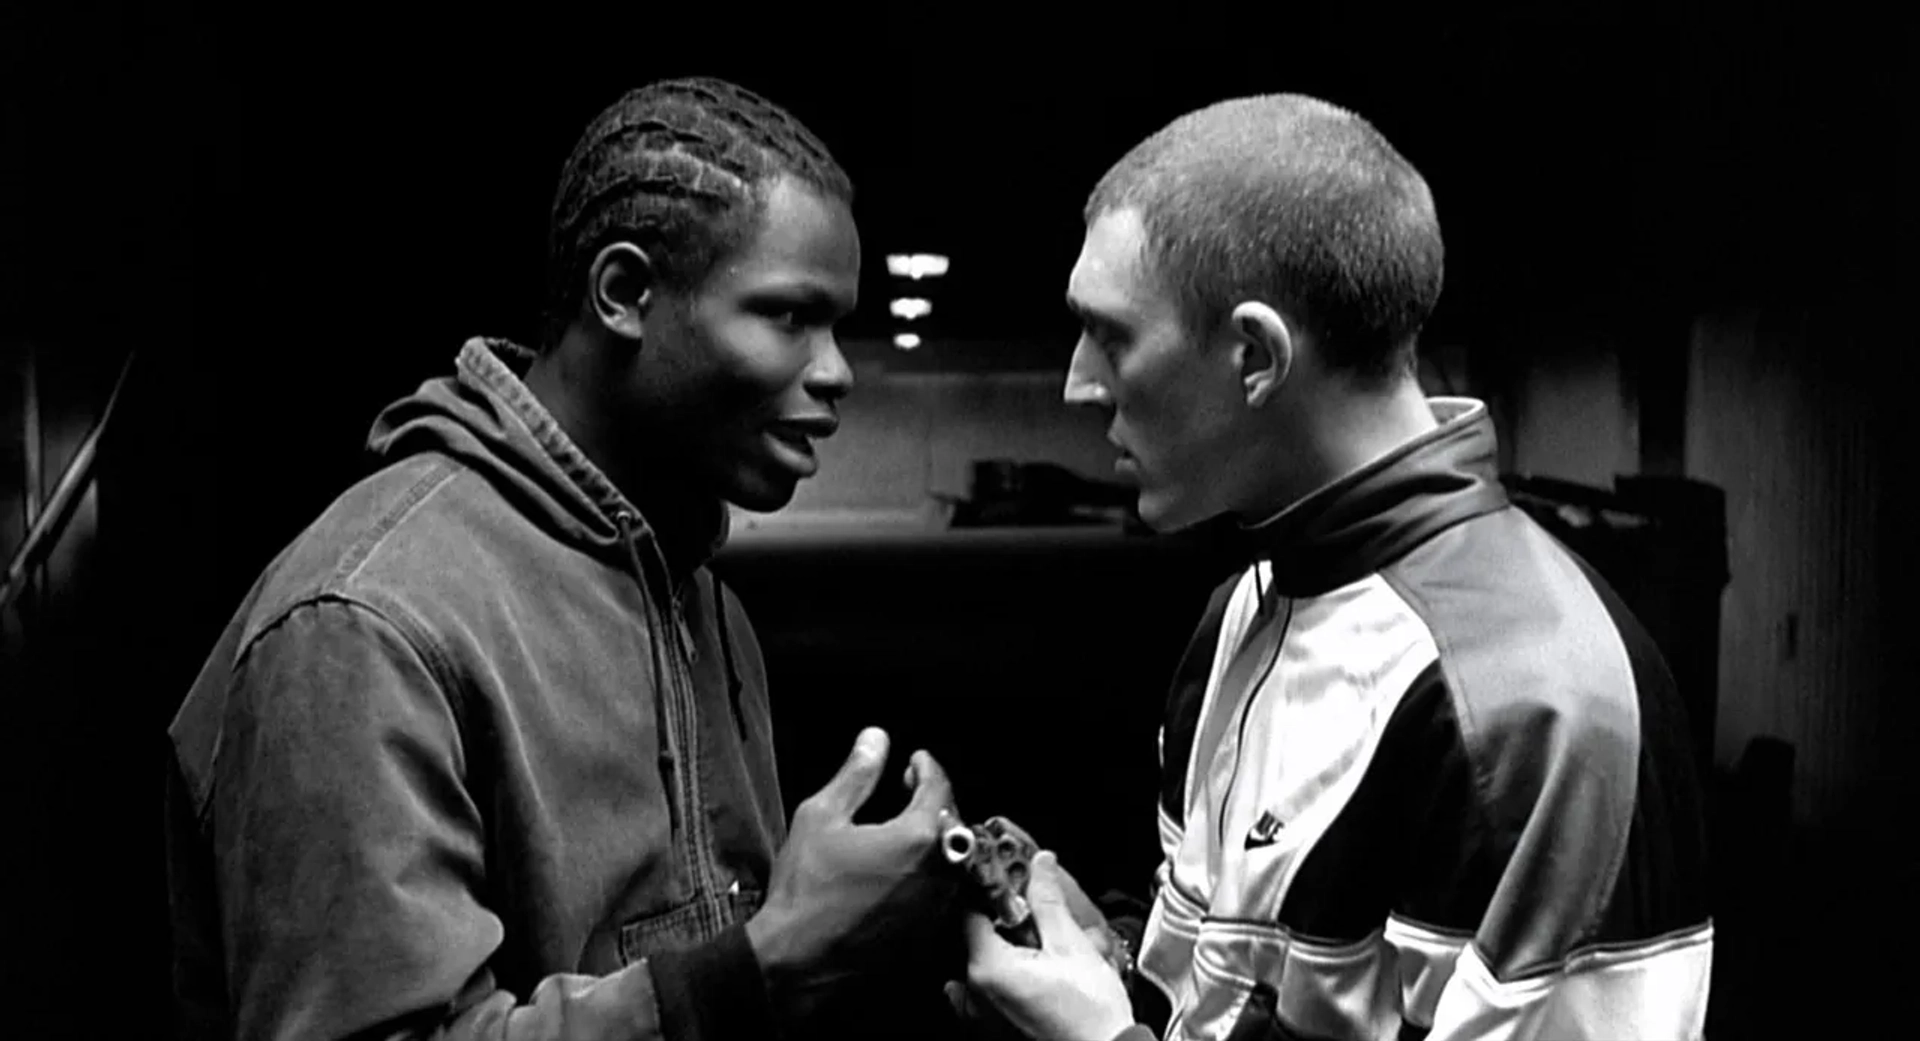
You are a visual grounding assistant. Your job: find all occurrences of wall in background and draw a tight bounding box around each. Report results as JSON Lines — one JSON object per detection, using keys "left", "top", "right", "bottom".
{"left": 1685, "top": 305, "right": 1895, "bottom": 828}
{"left": 1507, "top": 335, "right": 1635, "bottom": 487}
{"left": 742, "top": 337, "right": 1487, "bottom": 531}
{"left": 734, "top": 358, "right": 1113, "bottom": 532}
{"left": 748, "top": 303, "right": 1900, "bottom": 834}
{"left": 1466, "top": 300, "right": 1899, "bottom": 830}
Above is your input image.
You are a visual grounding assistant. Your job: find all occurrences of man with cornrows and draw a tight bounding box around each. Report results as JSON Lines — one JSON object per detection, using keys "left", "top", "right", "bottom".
{"left": 165, "top": 78, "right": 960, "bottom": 1041}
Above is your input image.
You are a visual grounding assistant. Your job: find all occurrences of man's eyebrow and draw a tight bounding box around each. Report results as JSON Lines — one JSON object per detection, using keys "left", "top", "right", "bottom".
{"left": 749, "top": 282, "right": 855, "bottom": 313}
{"left": 1067, "top": 296, "right": 1129, "bottom": 331}
{"left": 1067, "top": 293, "right": 1113, "bottom": 322}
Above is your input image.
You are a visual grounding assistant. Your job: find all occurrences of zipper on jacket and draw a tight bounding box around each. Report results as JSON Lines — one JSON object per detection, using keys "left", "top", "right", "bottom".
{"left": 1216, "top": 592, "right": 1293, "bottom": 851}
{"left": 616, "top": 511, "right": 723, "bottom": 902}
{"left": 615, "top": 515, "right": 691, "bottom": 855}
{"left": 661, "top": 612, "right": 724, "bottom": 900}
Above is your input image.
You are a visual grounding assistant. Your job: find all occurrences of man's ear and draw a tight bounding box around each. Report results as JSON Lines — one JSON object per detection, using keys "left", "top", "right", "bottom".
{"left": 587, "top": 241, "right": 656, "bottom": 342}
{"left": 1230, "top": 301, "right": 1294, "bottom": 408}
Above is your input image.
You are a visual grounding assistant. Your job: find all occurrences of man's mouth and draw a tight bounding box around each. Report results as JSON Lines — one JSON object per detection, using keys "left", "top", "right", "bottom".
{"left": 765, "top": 417, "right": 837, "bottom": 471}
{"left": 769, "top": 417, "right": 837, "bottom": 449}
{"left": 769, "top": 428, "right": 815, "bottom": 454}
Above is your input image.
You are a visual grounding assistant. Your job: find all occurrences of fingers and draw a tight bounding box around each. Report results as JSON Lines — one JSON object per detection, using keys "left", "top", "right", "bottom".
{"left": 1047, "top": 853, "right": 1105, "bottom": 930}
{"left": 1024, "top": 851, "right": 1092, "bottom": 956}
{"left": 1083, "top": 924, "right": 1116, "bottom": 962}
{"left": 900, "top": 748, "right": 956, "bottom": 822}
{"left": 910, "top": 754, "right": 964, "bottom": 825}
{"left": 814, "top": 727, "right": 889, "bottom": 819}
{"left": 943, "top": 979, "right": 969, "bottom": 1019}
{"left": 963, "top": 909, "right": 1012, "bottom": 962}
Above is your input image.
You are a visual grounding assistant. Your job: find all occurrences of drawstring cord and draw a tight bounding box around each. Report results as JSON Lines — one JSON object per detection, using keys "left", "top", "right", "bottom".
{"left": 711, "top": 580, "right": 748, "bottom": 742}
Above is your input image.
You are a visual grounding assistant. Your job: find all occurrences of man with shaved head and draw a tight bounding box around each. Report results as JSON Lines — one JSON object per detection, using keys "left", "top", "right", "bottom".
{"left": 959, "top": 94, "right": 1714, "bottom": 1041}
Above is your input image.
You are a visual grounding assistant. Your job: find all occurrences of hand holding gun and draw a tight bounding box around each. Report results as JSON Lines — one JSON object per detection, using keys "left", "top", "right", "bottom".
{"left": 940, "top": 814, "right": 1131, "bottom": 977}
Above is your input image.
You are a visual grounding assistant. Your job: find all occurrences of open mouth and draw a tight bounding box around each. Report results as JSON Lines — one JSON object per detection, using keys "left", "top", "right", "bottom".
{"left": 765, "top": 421, "right": 830, "bottom": 475}
{"left": 769, "top": 428, "right": 815, "bottom": 455}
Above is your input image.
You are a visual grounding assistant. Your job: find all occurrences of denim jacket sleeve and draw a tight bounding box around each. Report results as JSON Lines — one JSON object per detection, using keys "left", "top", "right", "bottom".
{"left": 205, "top": 596, "right": 774, "bottom": 1041}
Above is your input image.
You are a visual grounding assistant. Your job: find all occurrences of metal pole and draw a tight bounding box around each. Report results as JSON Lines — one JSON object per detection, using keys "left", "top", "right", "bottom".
{"left": 0, "top": 351, "right": 136, "bottom": 616}
{"left": 21, "top": 344, "right": 43, "bottom": 628}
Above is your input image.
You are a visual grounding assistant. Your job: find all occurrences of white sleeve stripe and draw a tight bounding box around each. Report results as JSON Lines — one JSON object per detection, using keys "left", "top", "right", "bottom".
{"left": 1425, "top": 927, "right": 1713, "bottom": 1040}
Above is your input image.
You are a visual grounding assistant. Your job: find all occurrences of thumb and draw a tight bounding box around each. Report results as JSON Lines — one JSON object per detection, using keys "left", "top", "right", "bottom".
{"left": 815, "top": 727, "right": 889, "bottom": 819}
{"left": 1026, "top": 851, "right": 1092, "bottom": 956}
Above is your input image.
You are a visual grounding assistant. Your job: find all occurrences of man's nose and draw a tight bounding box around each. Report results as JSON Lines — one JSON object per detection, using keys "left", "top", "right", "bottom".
{"left": 1063, "top": 339, "right": 1110, "bottom": 408}
{"left": 806, "top": 334, "right": 854, "bottom": 403}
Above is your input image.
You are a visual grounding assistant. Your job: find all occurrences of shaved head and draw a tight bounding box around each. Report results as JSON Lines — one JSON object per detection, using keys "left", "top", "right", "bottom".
{"left": 1085, "top": 94, "right": 1443, "bottom": 386}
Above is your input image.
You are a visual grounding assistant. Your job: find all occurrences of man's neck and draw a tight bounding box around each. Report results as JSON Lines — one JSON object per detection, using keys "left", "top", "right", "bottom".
{"left": 1241, "top": 377, "right": 1440, "bottom": 525}
{"left": 524, "top": 341, "right": 723, "bottom": 582}
{"left": 622, "top": 466, "right": 726, "bottom": 582}
{"left": 1320, "top": 377, "right": 1441, "bottom": 483}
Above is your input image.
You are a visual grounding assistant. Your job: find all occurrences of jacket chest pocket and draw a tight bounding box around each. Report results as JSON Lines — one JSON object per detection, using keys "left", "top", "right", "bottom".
{"left": 617, "top": 886, "right": 765, "bottom": 966}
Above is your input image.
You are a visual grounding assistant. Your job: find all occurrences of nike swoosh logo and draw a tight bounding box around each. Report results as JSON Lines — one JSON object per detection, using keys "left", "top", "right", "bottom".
{"left": 1244, "top": 809, "right": 1285, "bottom": 850}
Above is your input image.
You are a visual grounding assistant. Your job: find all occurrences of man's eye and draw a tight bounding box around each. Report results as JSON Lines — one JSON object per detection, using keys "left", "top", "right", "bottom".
{"left": 1087, "top": 324, "right": 1125, "bottom": 354}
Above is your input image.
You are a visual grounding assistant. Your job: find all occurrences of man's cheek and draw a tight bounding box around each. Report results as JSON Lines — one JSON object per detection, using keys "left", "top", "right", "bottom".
{"left": 711, "top": 323, "right": 796, "bottom": 383}
{"left": 718, "top": 359, "right": 800, "bottom": 414}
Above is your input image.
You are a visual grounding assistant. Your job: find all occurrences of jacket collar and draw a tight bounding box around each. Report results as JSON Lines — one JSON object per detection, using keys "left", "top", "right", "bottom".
{"left": 441, "top": 336, "right": 729, "bottom": 588}
{"left": 1232, "top": 397, "right": 1510, "bottom": 597}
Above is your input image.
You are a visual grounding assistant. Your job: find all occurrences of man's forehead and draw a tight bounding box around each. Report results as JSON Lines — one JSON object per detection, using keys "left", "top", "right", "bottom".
{"left": 1074, "top": 208, "right": 1146, "bottom": 274}
{"left": 1068, "top": 207, "right": 1159, "bottom": 317}
{"left": 715, "top": 176, "right": 860, "bottom": 297}
{"left": 746, "top": 178, "right": 858, "bottom": 258}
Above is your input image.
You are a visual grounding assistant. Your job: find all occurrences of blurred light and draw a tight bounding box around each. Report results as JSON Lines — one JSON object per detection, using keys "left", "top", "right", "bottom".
{"left": 893, "top": 333, "right": 922, "bottom": 350}
{"left": 886, "top": 254, "right": 951, "bottom": 279}
{"left": 890, "top": 298, "right": 932, "bottom": 320}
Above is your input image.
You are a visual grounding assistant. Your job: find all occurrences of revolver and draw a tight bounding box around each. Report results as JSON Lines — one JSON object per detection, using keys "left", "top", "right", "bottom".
{"left": 941, "top": 814, "right": 1132, "bottom": 976}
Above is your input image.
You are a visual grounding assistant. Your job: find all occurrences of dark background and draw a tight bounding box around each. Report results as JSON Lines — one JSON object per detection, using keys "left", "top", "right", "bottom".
{"left": 3, "top": 2, "right": 1909, "bottom": 1037}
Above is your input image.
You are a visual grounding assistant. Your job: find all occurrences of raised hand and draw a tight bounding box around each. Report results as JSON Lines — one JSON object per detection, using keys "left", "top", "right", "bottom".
{"left": 747, "top": 727, "right": 961, "bottom": 988}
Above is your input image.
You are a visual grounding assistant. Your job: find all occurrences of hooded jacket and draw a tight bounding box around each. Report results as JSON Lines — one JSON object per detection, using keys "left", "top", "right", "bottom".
{"left": 1114, "top": 398, "right": 1714, "bottom": 1041}
{"left": 165, "top": 338, "right": 784, "bottom": 1041}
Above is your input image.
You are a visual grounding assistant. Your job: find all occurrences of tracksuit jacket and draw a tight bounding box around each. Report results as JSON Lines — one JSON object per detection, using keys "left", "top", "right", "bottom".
{"left": 1114, "top": 398, "right": 1714, "bottom": 1041}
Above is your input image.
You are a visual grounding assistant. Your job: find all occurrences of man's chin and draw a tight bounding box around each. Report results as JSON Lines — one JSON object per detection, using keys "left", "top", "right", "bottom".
{"left": 1136, "top": 490, "right": 1214, "bottom": 535}
{"left": 722, "top": 477, "right": 801, "bottom": 514}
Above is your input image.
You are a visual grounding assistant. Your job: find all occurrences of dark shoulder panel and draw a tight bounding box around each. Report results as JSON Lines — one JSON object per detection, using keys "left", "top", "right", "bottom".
{"left": 1376, "top": 508, "right": 1685, "bottom": 979}
{"left": 1278, "top": 661, "right": 1483, "bottom": 944}
{"left": 1558, "top": 551, "right": 1715, "bottom": 947}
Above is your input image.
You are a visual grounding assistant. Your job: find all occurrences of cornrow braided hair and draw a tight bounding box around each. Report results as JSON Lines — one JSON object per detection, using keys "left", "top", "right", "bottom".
{"left": 541, "top": 76, "right": 854, "bottom": 348}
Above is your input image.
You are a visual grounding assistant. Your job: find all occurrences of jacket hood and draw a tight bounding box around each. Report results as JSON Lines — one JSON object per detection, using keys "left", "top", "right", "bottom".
{"left": 1236, "top": 397, "right": 1511, "bottom": 597}
{"left": 365, "top": 337, "right": 730, "bottom": 582}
